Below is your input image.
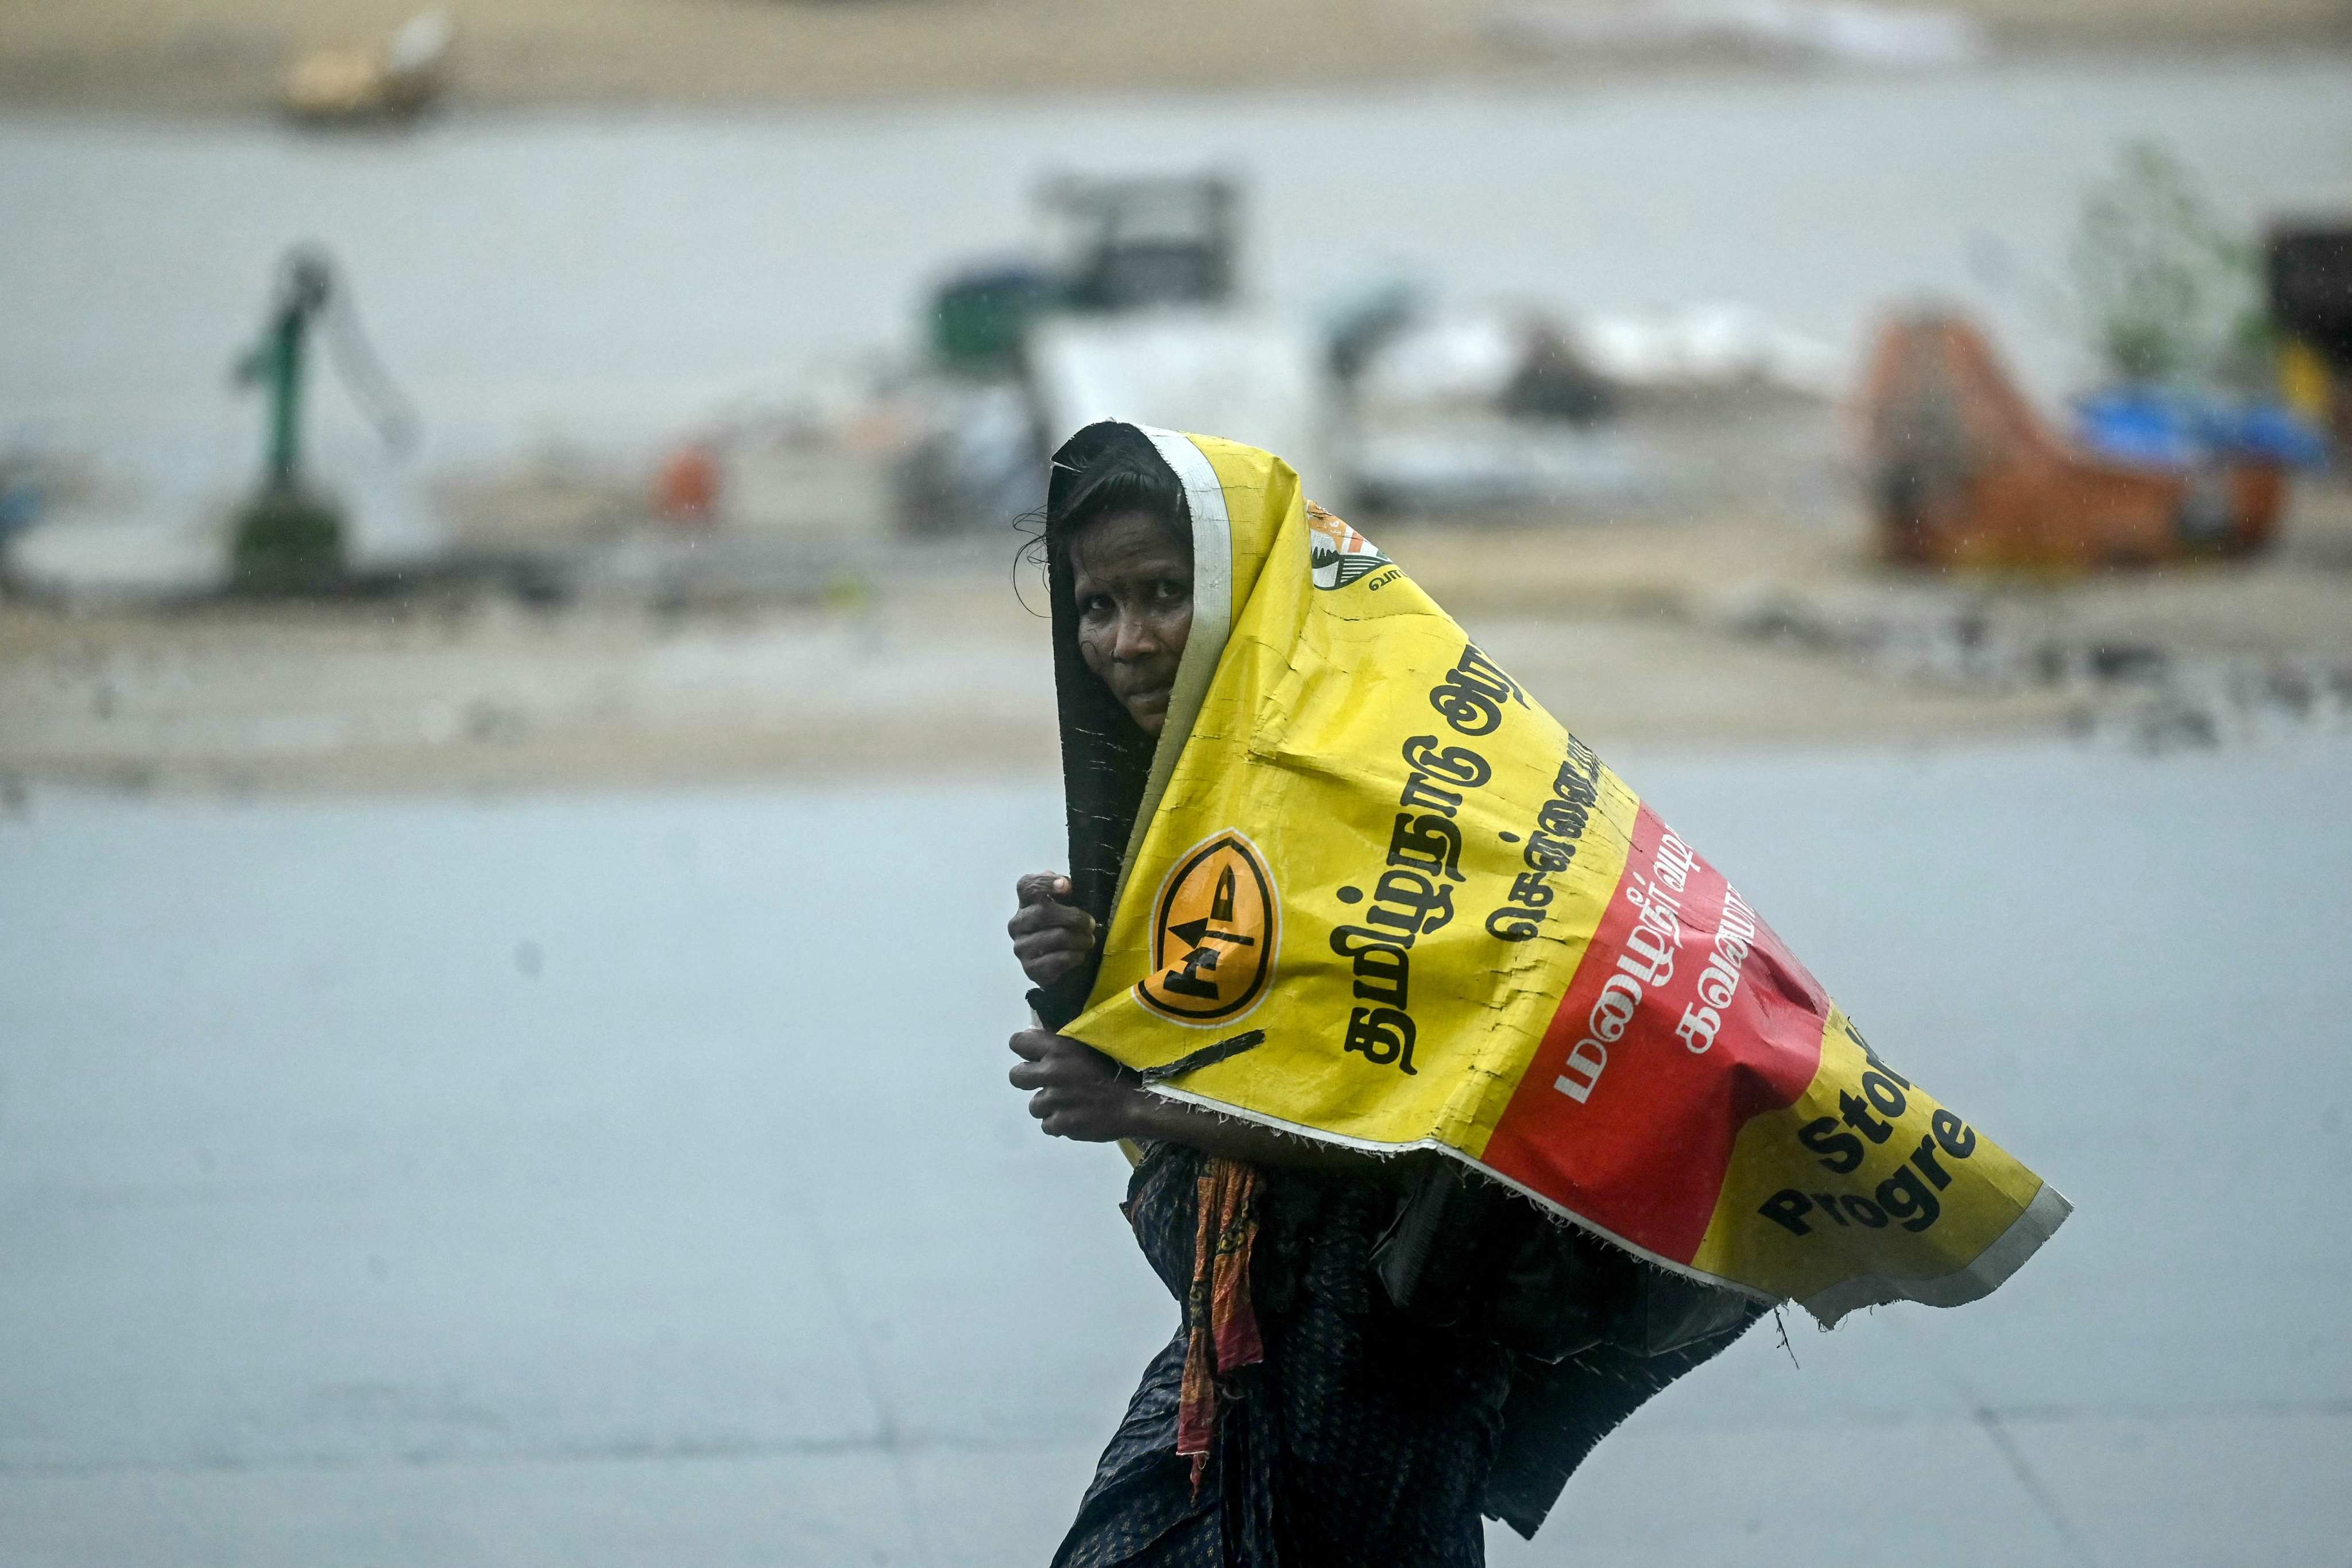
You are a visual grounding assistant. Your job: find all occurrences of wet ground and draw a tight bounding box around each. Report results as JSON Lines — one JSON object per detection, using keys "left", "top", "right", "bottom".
{"left": 3, "top": 742, "right": 2347, "bottom": 1565}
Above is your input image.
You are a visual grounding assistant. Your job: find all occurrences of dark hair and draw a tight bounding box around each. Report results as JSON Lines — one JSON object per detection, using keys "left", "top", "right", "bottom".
{"left": 1044, "top": 429, "right": 1192, "bottom": 570}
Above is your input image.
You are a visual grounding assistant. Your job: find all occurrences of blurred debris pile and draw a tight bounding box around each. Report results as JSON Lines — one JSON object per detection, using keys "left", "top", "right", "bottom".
{"left": 699, "top": 373, "right": 922, "bottom": 543}
{"left": 1343, "top": 305, "right": 1638, "bottom": 513}
{"left": 1729, "top": 586, "right": 2352, "bottom": 751}
{"left": 0, "top": 446, "right": 98, "bottom": 549}
{"left": 439, "top": 451, "right": 646, "bottom": 549}
{"left": 1341, "top": 295, "right": 1841, "bottom": 513}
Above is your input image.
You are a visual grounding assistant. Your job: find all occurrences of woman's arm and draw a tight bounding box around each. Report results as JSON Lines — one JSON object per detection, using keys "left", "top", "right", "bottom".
{"left": 1007, "top": 1028, "right": 1383, "bottom": 1175}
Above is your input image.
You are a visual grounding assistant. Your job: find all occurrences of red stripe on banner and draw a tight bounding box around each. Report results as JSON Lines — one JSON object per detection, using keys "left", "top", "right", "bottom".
{"left": 1481, "top": 805, "right": 1830, "bottom": 1264}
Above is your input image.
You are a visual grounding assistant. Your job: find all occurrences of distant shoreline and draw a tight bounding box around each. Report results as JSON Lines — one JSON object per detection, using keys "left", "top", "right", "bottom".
{"left": 1, "top": 0, "right": 2346, "bottom": 119}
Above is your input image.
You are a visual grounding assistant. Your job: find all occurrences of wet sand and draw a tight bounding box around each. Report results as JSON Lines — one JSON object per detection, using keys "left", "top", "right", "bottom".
{"left": 6, "top": 485, "right": 2350, "bottom": 795}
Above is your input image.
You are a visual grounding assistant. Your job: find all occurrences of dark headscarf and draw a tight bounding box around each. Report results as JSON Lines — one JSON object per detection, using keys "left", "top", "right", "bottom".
{"left": 1031, "top": 421, "right": 1190, "bottom": 1029}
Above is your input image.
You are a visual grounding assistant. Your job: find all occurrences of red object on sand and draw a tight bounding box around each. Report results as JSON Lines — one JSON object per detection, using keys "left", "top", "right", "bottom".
{"left": 655, "top": 444, "right": 721, "bottom": 525}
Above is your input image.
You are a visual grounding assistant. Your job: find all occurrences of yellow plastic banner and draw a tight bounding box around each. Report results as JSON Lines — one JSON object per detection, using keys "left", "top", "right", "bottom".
{"left": 1065, "top": 428, "right": 2069, "bottom": 1326}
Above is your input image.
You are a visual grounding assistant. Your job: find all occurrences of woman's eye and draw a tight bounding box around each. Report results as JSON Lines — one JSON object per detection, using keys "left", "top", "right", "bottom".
{"left": 1152, "top": 579, "right": 1189, "bottom": 602}
{"left": 1080, "top": 595, "right": 1112, "bottom": 619}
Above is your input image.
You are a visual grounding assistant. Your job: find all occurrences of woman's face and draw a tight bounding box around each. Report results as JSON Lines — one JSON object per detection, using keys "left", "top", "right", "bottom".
{"left": 1069, "top": 508, "right": 1193, "bottom": 738}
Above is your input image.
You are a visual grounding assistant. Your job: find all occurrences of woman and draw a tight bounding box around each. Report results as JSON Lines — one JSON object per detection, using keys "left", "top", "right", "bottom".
{"left": 1004, "top": 425, "right": 1521, "bottom": 1566}
{"left": 1007, "top": 422, "right": 1761, "bottom": 1566}
{"left": 1004, "top": 421, "right": 2064, "bottom": 1563}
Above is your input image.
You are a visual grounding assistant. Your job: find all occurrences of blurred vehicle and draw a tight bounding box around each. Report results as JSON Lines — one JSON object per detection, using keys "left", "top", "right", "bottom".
{"left": 1860, "top": 312, "right": 2287, "bottom": 572}
{"left": 1030, "top": 311, "right": 1333, "bottom": 503}
{"left": 930, "top": 264, "right": 1061, "bottom": 378}
{"left": 1040, "top": 173, "right": 1240, "bottom": 312}
{"left": 927, "top": 174, "right": 1241, "bottom": 380}
{"left": 1020, "top": 172, "right": 1332, "bottom": 473}
{"left": 906, "top": 172, "right": 1329, "bottom": 526}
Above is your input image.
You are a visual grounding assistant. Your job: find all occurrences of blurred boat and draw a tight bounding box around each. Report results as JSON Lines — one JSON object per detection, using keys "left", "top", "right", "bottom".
{"left": 283, "top": 10, "right": 453, "bottom": 125}
{"left": 1859, "top": 313, "right": 2286, "bottom": 572}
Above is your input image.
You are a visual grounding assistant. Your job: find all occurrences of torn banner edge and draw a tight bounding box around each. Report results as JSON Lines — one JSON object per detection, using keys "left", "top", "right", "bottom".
{"left": 1139, "top": 1079, "right": 2071, "bottom": 1330}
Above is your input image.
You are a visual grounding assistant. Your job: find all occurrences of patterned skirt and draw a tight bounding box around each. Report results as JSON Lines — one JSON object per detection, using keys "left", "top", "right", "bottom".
{"left": 1050, "top": 1144, "right": 1517, "bottom": 1568}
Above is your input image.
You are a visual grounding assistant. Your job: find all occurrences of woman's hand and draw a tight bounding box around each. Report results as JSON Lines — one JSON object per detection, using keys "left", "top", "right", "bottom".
{"left": 1008, "top": 872, "right": 1098, "bottom": 988}
{"left": 1008, "top": 1029, "right": 1147, "bottom": 1143}
{"left": 1007, "top": 1028, "right": 1394, "bottom": 1174}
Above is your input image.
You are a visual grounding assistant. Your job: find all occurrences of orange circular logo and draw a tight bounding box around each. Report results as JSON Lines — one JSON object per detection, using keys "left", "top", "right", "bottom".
{"left": 1136, "top": 831, "right": 1280, "bottom": 1024}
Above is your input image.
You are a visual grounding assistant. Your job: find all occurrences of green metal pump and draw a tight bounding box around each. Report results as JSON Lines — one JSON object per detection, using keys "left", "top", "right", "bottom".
{"left": 228, "top": 246, "right": 415, "bottom": 594}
